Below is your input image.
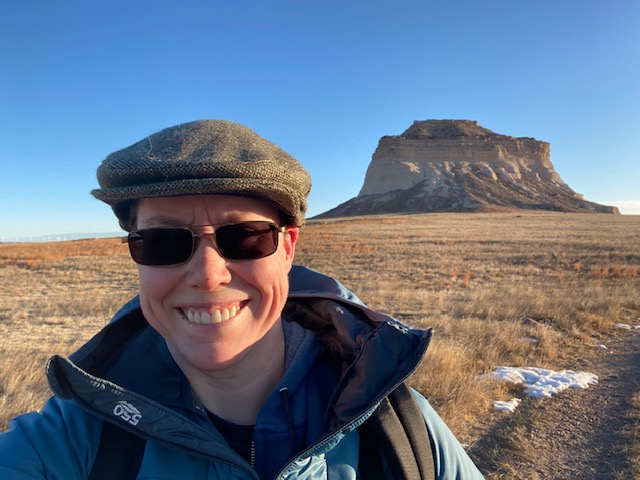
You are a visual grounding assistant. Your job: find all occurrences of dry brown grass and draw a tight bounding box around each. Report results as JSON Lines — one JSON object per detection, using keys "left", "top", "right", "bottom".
{"left": 1, "top": 211, "right": 639, "bottom": 476}
{"left": 0, "top": 237, "right": 128, "bottom": 269}
{"left": 0, "top": 342, "right": 73, "bottom": 427}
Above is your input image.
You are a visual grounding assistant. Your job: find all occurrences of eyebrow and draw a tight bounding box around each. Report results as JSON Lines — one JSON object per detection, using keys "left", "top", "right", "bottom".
{"left": 137, "top": 215, "right": 260, "bottom": 229}
{"left": 137, "top": 215, "right": 185, "bottom": 228}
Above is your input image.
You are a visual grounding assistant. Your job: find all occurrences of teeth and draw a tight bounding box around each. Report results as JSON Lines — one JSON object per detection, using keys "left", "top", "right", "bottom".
{"left": 185, "top": 305, "right": 240, "bottom": 324}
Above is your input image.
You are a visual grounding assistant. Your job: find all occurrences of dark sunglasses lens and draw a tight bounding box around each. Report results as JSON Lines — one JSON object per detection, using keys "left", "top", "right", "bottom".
{"left": 129, "top": 228, "right": 194, "bottom": 266}
{"left": 216, "top": 222, "right": 278, "bottom": 260}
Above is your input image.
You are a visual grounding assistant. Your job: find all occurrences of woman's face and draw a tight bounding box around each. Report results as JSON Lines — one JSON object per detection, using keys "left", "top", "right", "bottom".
{"left": 134, "top": 194, "right": 299, "bottom": 374}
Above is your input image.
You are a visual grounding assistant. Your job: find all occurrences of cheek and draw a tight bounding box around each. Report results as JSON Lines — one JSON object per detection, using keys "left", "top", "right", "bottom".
{"left": 137, "top": 266, "right": 177, "bottom": 306}
{"left": 137, "top": 266, "right": 154, "bottom": 295}
{"left": 251, "top": 253, "right": 292, "bottom": 303}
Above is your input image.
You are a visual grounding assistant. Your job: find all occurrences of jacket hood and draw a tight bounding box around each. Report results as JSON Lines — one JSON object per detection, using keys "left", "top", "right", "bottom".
{"left": 284, "top": 268, "right": 432, "bottom": 431}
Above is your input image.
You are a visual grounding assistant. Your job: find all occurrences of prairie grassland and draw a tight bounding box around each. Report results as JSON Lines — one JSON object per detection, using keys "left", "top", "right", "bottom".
{"left": 1, "top": 212, "right": 639, "bottom": 474}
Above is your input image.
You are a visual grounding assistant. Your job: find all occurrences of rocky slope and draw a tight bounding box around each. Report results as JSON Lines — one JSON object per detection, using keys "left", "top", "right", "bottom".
{"left": 315, "top": 120, "right": 619, "bottom": 218}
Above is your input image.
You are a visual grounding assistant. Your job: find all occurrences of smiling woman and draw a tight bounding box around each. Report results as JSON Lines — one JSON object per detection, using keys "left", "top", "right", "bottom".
{"left": 0, "top": 119, "right": 484, "bottom": 479}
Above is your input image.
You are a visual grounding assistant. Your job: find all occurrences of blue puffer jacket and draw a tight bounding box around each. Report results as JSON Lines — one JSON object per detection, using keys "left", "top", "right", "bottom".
{"left": 0, "top": 266, "right": 483, "bottom": 479}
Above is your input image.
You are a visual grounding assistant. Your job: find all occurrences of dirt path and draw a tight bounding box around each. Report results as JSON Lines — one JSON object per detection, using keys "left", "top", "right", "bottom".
{"left": 473, "top": 327, "right": 640, "bottom": 479}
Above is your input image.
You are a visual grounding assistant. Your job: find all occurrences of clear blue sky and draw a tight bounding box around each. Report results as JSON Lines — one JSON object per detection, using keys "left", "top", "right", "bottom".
{"left": 2, "top": 1, "right": 639, "bottom": 239}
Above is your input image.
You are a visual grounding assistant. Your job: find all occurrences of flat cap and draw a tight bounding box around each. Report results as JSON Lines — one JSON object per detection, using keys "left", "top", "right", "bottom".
{"left": 92, "top": 120, "right": 311, "bottom": 228}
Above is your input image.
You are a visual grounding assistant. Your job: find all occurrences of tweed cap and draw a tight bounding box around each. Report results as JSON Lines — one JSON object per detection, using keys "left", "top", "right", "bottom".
{"left": 92, "top": 120, "right": 311, "bottom": 228}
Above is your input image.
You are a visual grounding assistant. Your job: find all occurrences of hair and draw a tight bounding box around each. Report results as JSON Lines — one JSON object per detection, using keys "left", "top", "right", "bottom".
{"left": 121, "top": 200, "right": 138, "bottom": 233}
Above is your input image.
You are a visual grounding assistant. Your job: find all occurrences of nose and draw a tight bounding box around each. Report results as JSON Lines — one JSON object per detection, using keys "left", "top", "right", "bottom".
{"left": 185, "top": 235, "right": 232, "bottom": 290}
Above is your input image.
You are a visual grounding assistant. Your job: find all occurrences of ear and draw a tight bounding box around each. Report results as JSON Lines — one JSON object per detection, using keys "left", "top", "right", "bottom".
{"left": 282, "top": 227, "right": 299, "bottom": 264}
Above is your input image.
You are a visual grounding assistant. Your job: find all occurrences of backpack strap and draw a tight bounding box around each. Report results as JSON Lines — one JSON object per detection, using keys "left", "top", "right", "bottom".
{"left": 358, "top": 383, "right": 436, "bottom": 480}
{"left": 88, "top": 420, "right": 146, "bottom": 480}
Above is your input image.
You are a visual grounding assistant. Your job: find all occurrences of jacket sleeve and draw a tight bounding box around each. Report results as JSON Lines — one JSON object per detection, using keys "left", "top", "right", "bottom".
{"left": 0, "top": 396, "right": 102, "bottom": 479}
{"left": 411, "top": 389, "right": 485, "bottom": 480}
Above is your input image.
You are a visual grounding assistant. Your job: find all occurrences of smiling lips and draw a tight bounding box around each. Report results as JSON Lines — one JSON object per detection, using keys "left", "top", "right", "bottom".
{"left": 184, "top": 304, "right": 242, "bottom": 324}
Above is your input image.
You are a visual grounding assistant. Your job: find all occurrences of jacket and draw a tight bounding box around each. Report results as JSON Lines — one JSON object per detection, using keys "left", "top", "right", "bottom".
{"left": 0, "top": 266, "right": 483, "bottom": 479}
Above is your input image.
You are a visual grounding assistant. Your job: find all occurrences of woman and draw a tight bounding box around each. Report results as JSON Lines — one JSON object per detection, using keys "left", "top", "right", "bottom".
{"left": 0, "top": 120, "right": 483, "bottom": 479}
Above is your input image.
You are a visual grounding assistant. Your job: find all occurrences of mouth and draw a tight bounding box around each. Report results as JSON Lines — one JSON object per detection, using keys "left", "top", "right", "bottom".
{"left": 182, "top": 302, "right": 245, "bottom": 325}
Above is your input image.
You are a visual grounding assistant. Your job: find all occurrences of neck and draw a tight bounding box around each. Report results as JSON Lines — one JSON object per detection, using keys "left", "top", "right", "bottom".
{"left": 185, "top": 321, "right": 286, "bottom": 425}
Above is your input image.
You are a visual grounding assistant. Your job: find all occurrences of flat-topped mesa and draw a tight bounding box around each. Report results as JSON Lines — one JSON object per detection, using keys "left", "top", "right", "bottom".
{"left": 315, "top": 120, "right": 619, "bottom": 218}
{"left": 359, "top": 120, "right": 561, "bottom": 197}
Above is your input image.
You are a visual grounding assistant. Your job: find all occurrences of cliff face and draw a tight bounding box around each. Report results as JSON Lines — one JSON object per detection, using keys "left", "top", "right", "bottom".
{"left": 316, "top": 120, "right": 619, "bottom": 218}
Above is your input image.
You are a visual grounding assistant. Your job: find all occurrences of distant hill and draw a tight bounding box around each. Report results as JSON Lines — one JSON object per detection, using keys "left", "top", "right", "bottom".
{"left": 315, "top": 120, "right": 619, "bottom": 218}
{"left": 1, "top": 232, "right": 122, "bottom": 243}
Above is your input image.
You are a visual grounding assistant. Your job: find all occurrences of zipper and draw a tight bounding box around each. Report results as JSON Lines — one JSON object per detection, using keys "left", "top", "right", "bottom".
{"left": 279, "top": 387, "right": 297, "bottom": 458}
{"left": 250, "top": 439, "right": 256, "bottom": 468}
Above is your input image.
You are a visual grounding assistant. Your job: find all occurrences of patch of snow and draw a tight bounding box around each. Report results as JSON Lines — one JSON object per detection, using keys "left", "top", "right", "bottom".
{"left": 615, "top": 324, "right": 632, "bottom": 330}
{"left": 491, "top": 367, "right": 598, "bottom": 399}
{"left": 493, "top": 398, "right": 521, "bottom": 413}
{"left": 488, "top": 366, "right": 599, "bottom": 412}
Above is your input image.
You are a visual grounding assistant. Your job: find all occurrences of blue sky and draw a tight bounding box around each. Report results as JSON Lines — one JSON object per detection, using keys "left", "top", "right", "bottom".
{"left": 1, "top": 1, "right": 639, "bottom": 239}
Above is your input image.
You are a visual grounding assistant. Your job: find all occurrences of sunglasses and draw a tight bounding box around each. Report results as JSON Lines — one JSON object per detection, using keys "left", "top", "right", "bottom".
{"left": 122, "top": 221, "right": 286, "bottom": 266}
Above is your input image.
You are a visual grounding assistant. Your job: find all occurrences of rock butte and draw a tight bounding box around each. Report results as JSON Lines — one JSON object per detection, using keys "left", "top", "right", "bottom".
{"left": 315, "top": 120, "right": 619, "bottom": 218}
